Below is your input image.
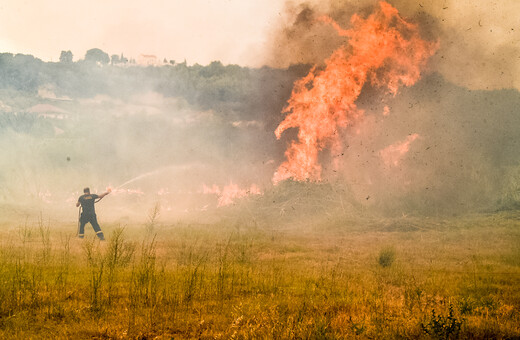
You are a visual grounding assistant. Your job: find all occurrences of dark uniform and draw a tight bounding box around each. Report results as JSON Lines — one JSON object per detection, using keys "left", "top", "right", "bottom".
{"left": 78, "top": 194, "right": 105, "bottom": 240}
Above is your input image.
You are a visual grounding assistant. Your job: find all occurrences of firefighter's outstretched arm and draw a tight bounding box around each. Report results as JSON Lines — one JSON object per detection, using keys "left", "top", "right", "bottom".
{"left": 97, "top": 188, "right": 112, "bottom": 200}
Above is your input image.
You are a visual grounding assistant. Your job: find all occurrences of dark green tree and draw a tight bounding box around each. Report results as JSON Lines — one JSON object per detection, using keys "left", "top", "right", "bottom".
{"left": 59, "top": 50, "right": 73, "bottom": 63}
{"left": 111, "top": 54, "right": 120, "bottom": 64}
{"left": 84, "top": 48, "right": 110, "bottom": 65}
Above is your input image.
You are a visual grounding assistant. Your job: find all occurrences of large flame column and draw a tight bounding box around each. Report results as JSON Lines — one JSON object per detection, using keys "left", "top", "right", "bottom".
{"left": 273, "top": 1, "right": 438, "bottom": 184}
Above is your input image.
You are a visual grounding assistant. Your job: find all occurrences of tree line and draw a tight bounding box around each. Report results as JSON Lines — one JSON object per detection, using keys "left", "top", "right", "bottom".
{"left": 0, "top": 49, "right": 309, "bottom": 120}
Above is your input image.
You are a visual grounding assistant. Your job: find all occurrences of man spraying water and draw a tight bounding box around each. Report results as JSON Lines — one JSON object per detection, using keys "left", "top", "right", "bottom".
{"left": 76, "top": 187, "right": 111, "bottom": 240}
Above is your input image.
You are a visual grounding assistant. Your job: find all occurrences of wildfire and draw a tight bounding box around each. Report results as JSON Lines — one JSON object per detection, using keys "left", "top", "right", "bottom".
{"left": 380, "top": 133, "right": 420, "bottom": 167}
{"left": 273, "top": 1, "right": 438, "bottom": 184}
{"left": 108, "top": 187, "right": 145, "bottom": 195}
{"left": 203, "top": 182, "right": 262, "bottom": 207}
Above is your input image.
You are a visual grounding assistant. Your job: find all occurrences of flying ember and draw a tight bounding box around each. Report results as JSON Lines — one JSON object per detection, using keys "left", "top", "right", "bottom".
{"left": 273, "top": 1, "right": 439, "bottom": 184}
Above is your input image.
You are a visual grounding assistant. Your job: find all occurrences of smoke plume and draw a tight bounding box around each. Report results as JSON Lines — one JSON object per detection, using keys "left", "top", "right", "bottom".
{"left": 262, "top": 0, "right": 520, "bottom": 215}
{"left": 267, "top": 0, "right": 520, "bottom": 91}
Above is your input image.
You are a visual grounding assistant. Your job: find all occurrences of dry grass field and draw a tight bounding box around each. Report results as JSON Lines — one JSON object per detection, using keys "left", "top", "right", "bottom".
{"left": 0, "top": 210, "right": 519, "bottom": 339}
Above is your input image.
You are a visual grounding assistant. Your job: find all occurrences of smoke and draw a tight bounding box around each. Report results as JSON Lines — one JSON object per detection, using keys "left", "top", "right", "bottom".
{"left": 0, "top": 56, "right": 309, "bottom": 221}
{"left": 1, "top": 1, "right": 520, "bottom": 223}
{"left": 336, "top": 73, "right": 520, "bottom": 214}
{"left": 267, "top": 0, "right": 520, "bottom": 91}
{"left": 261, "top": 0, "right": 520, "bottom": 215}
{"left": 271, "top": 2, "right": 438, "bottom": 184}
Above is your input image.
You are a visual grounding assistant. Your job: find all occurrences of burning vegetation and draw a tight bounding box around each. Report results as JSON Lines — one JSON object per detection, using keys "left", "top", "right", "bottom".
{"left": 273, "top": 2, "right": 438, "bottom": 184}
{"left": 0, "top": 1, "right": 520, "bottom": 339}
{"left": 1, "top": 2, "right": 520, "bottom": 217}
{"left": 0, "top": 1, "right": 519, "bottom": 225}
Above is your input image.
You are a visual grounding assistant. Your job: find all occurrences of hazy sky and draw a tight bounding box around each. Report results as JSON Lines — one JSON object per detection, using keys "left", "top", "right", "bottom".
{"left": 268, "top": 0, "right": 520, "bottom": 91}
{"left": 0, "top": 0, "right": 285, "bottom": 65}
{"left": 1, "top": 0, "right": 519, "bottom": 90}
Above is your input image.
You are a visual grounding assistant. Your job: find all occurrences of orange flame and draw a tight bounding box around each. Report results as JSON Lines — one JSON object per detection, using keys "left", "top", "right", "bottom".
{"left": 273, "top": 1, "right": 438, "bottom": 184}
{"left": 380, "top": 133, "right": 420, "bottom": 167}
{"left": 203, "top": 182, "right": 261, "bottom": 207}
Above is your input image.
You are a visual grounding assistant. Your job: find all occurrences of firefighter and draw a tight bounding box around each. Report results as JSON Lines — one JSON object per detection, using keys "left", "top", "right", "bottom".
{"left": 76, "top": 187, "right": 111, "bottom": 240}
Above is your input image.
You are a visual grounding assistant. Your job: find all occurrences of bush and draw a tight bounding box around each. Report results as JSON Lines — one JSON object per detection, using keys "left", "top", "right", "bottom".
{"left": 421, "top": 305, "right": 463, "bottom": 339}
{"left": 377, "top": 247, "right": 396, "bottom": 268}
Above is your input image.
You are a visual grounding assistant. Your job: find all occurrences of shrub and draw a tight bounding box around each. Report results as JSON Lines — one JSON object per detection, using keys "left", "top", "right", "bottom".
{"left": 378, "top": 247, "right": 396, "bottom": 268}
{"left": 421, "top": 304, "right": 463, "bottom": 339}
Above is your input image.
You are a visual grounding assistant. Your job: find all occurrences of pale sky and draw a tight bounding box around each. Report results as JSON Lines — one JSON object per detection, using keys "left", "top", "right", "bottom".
{"left": 1, "top": 0, "right": 519, "bottom": 90}
{"left": 0, "top": 0, "right": 285, "bottom": 66}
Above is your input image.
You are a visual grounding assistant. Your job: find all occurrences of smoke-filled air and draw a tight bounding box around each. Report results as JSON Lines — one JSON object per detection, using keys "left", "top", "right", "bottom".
{"left": 0, "top": 0, "right": 519, "bottom": 338}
